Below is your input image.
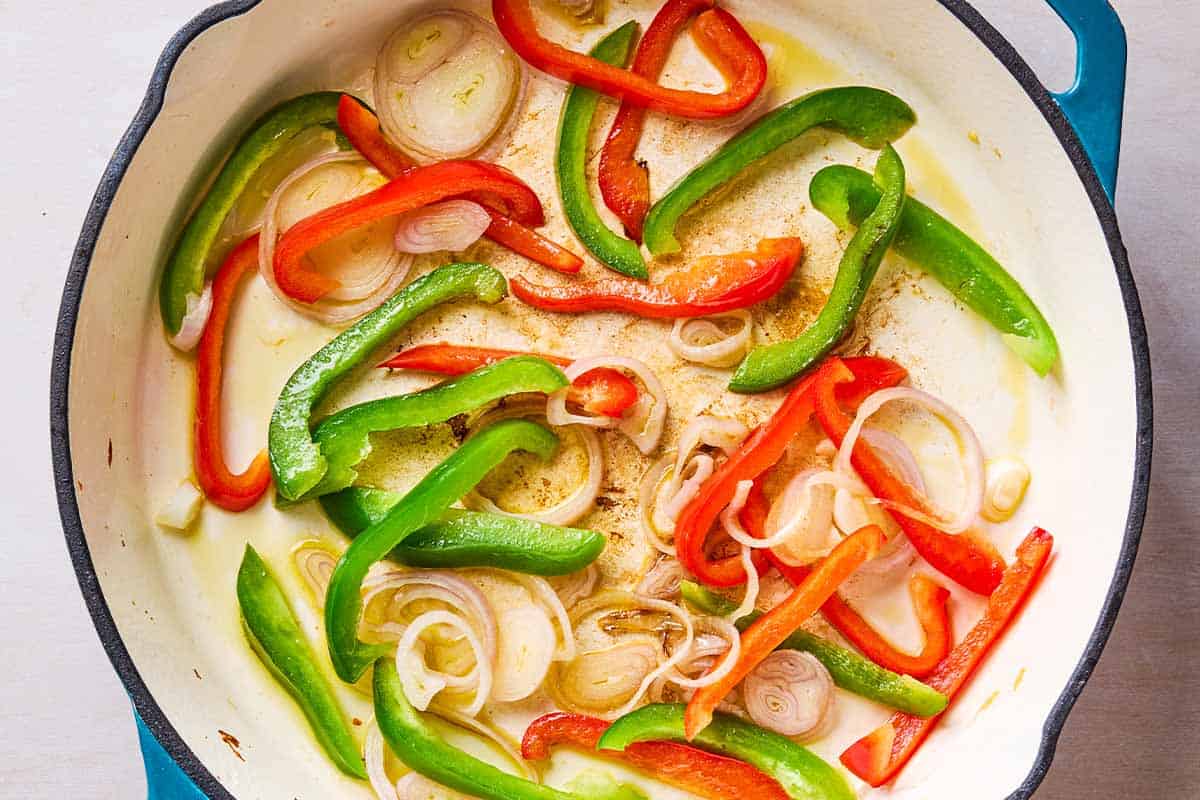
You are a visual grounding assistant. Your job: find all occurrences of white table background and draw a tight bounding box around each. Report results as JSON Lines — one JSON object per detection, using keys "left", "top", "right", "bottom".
{"left": 1, "top": 1, "right": 1196, "bottom": 796}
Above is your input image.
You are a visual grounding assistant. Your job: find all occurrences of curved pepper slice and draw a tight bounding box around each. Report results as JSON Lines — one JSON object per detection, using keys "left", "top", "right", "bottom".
{"left": 809, "top": 164, "right": 1059, "bottom": 375}
{"left": 598, "top": 704, "right": 855, "bottom": 800}
{"left": 380, "top": 344, "right": 639, "bottom": 418}
{"left": 730, "top": 145, "right": 907, "bottom": 392}
{"left": 374, "top": 659, "right": 636, "bottom": 800}
{"left": 337, "top": 95, "right": 583, "bottom": 275}
{"left": 684, "top": 525, "right": 883, "bottom": 739}
{"left": 161, "top": 92, "right": 343, "bottom": 335}
{"left": 522, "top": 712, "right": 790, "bottom": 800}
{"left": 492, "top": 0, "right": 766, "bottom": 120}
{"left": 772, "top": 557, "right": 952, "bottom": 679}
{"left": 600, "top": 0, "right": 715, "bottom": 241}
{"left": 306, "top": 356, "right": 568, "bottom": 499}
{"left": 681, "top": 581, "right": 948, "bottom": 717}
{"left": 237, "top": 545, "right": 367, "bottom": 779}
{"left": 321, "top": 486, "right": 605, "bottom": 575}
{"left": 841, "top": 528, "right": 1054, "bottom": 787}
{"left": 812, "top": 357, "right": 1007, "bottom": 595}
{"left": 269, "top": 262, "right": 507, "bottom": 501}
{"left": 557, "top": 22, "right": 648, "bottom": 278}
{"left": 674, "top": 355, "right": 906, "bottom": 587}
{"left": 194, "top": 235, "right": 272, "bottom": 511}
{"left": 643, "top": 87, "right": 916, "bottom": 256}
{"left": 327, "top": 418, "right": 557, "bottom": 682}
{"left": 273, "top": 161, "right": 543, "bottom": 303}
{"left": 511, "top": 237, "right": 802, "bottom": 319}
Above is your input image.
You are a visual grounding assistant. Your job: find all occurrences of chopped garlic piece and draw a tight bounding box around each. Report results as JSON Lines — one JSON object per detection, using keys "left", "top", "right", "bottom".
{"left": 982, "top": 458, "right": 1031, "bottom": 522}
{"left": 156, "top": 480, "right": 204, "bottom": 531}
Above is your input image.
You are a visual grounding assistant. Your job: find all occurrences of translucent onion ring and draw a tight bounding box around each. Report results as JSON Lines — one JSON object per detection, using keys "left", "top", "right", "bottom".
{"left": 743, "top": 650, "right": 834, "bottom": 740}
{"left": 668, "top": 310, "right": 754, "bottom": 368}
{"left": 394, "top": 199, "right": 491, "bottom": 254}
{"left": 546, "top": 356, "right": 668, "bottom": 454}
{"left": 396, "top": 609, "right": 492, "bottom": 716}
{"left": 167, "top": 284, "right": 212, "bottom": 352}
{"left": 259, "top": 151, "right": 413, "bottom": 325}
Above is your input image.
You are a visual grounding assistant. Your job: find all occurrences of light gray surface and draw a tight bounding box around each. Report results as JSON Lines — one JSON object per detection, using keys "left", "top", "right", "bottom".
{"left": 0, "top": 0, "right": 1195, "bottom": 797}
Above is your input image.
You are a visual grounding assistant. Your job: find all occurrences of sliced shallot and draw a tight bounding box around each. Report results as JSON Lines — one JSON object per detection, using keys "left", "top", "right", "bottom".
{"left": 637, "top": 557, "right": 684, "bottom": 600}
{"left": 396, "top": 609, "right": 493, "bottom": 716}
{"left": 394, "top": 200, "right": 491, "bottom": 254}
{"left": 167, "top": 284, "right": 212, "bottom": 352}
{"left": 668, "top": 310, "right": 754, "bottom": 367}
{"left": 743, "top": 650, "right": 834, "bottom": 740}
{"left": 490, "top": 603, "right": 556, "bottom": 702}
{"left": 547, "top": 356, "right": 668, "bottom": 454}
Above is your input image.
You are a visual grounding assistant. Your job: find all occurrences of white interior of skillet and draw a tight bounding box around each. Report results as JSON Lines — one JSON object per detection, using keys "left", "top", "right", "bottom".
{"left": 67, "top": 1, "right": 1138, "bottom": 797}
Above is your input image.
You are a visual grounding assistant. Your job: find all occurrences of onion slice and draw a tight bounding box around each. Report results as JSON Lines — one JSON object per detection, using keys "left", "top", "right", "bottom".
{"left": 167, "top": 284, "right": 212, "bottom": 352}
{"left": 396, "top": 609, "right": 493, "bottom": 716}
{"left": 668, "top": 310, "right": 754, "bottom": 368}
{"left": 547, "top": 356, "right": 668, "bottom": 454}
{"left": 836, "top": 387, "right": 985, "bottom": 534}
{"left": 743, "top": 650, "right": 834, "bottom": 740}
{"left": 489, "top": 603, "right": 556, "bottom": 702}
{"left": 394, "top": 200, "right": 491, "bottom": 254}
{"left": 259, "top": 151, "right": 413, "bottom": 325}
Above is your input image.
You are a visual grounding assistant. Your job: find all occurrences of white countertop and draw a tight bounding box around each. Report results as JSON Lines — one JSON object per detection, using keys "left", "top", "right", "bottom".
{"left": 1, "top": 0, "right": 1196, "bottom": 796}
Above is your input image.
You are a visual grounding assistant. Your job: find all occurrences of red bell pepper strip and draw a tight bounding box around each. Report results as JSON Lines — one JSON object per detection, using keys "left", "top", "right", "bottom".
{"left": 336, "top": 95, "right": 583, "bottom": 275}
{"left": 511, "top": 237, "right": 802, "bottom": 319}
{"left": 492, "top": 0, "right": 766, "bottom": 120}
{"left": 812, "top": 357, "right": 1007, "bottom": 595}
{"left": 194, "top": 235, "right": 272, "bottom": 511}
{"left": 599, "top": 0, "right": 715, "bottom": 241}
{"left": 840, "top": 527, "right": 1054, "bottom": 787}
{"left": 522, "top": 712, "right": 789, "bottom": 800}
{"left": 684, "top": 525, "right": 884, "bottom": 740}
{"left": 273, "top": 160, "right": 544, "bottom": 303}
{"left": 674, "top": 355, "right": 907, "bottom": 587}
{"left": 378, "top": 344, "right": 639, "bottom": 418}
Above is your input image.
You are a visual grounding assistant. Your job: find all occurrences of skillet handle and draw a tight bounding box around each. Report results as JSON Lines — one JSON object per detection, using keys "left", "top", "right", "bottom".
{"left": 1044, "top": 0, "right": 1126, "bottom": 201}
{"left": 136, "top": 710, "right": 208, "bottom": 799}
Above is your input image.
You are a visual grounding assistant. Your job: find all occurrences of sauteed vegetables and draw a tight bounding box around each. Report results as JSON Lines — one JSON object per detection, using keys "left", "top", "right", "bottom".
{"left": 153, "top": 1, "right": 1065, "bottom": 796}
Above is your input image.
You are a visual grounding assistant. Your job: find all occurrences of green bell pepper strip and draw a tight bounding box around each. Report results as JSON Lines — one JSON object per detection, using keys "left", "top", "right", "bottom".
{"left": 681, "top": 581, "right": 946, "bottom": 717}
{"left": 306, "top": 356, "right": 568, "bottom": 498}
{"left": 325, "top": 418, "right": 558, "bottom": 682}
{"left": 160, "top": 92, "right": 344, "bottom": 335}
{"left": 642, "top": 87, "right": 917, "bottom": 257}
{"left": 557, "top": 22, "right": 649, "bottom": 280}
{"left": 730, "top": 146, "right": 907, "bottom": 393}
{"left": 597, "top": 704, "right": 854, "bottom": 800}
{"left": 236, "top": 545, "right": 367, "bottom": 779}
{"left": 269, "top": 263, "right": 507, "bottom": 501}
{"left": 374, "top": 658, "right": 640, "bottom": 800}
{"left": 809, "top": 164, "right": 1060, "bottom": 375}
{"left": 321, "top": 486, "right": 605, "bottom": 575}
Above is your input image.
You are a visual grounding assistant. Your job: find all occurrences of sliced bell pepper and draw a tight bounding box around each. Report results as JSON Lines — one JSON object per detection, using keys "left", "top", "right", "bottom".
{"left": 810, "top": 164, "right": 1059, "bottom": 375}
{"left": 236, "top": 545, "right": 366, "bottom": 779}
{"left": 327, "top": 418, "right": 557, "bottom": 682}
{"left": 374, "top": 659, "right": 641, "bottom": 800}
{"left": 840, "top": 528, "right": 1054, "bottom": 787}
{"left": 681, "top": 581, "right": 948, "bottom": 717}
{"left": 598, "top": 704, "right": 855, "bottom": 800}
{"left": 642, "top": 87, "right": 916, "bottom": 257}
{"left": 511, "top": 237, "right": 802, "bottom": 319}
{"left": 160, "top": 92, "right": 343, "bottom": 336}
{"left": 812, "top": 357, "right": 1007, "bottom": 595}
{"left": 273, "top": 160, "right": 543, "bottom": 303}
{"left": 557, "top": 22, "right": 648, "bottom": 279}
{"left": 522, "top": 712, "right": 790, "bottom": 800}
{"left": 683, "top": 525, "right": 883, "bottom": 739}
{"left": 599, "top": 0, "right": 715, "bottom": 242}
{"left": 730, "top": 146, "right": 907, "bottom": 392}
{"left": 674, "top": 355, "right": 907, "bottom": 588}
{"left": 773, "top": 558, "right": 951, "bottom": 679}
{"left": 306, "top": 356, "right": 568, "bottom": 499}
{"left": 380, "top": 345, "right": 639, "bottom": 418}
{"left": 492, "top": 0, "right": 766, "bottom": 120}
{"left": 194, "top": 235, "right": 272, "bottom": 511}
{"left": 269, "top": 262, "right": 507, "bottom": 501}
{"left": 320, "top": 486, "right": 605, "bottom": 575}
{"left": 337, "top": 94, "right": 583, "bottom": 275}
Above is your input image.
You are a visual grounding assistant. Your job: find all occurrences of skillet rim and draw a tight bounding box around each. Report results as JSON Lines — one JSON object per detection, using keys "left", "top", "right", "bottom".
{"left": 48, "top": 1, "right": 1152, "bottom": 797}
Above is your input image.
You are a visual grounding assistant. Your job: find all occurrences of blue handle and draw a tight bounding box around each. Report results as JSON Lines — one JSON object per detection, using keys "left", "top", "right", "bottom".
{"left": 136, "top": 709, "right": 208, "bottom": 799}
{"left": 1044, "top": 0, "right": 1127, "bottom": 201}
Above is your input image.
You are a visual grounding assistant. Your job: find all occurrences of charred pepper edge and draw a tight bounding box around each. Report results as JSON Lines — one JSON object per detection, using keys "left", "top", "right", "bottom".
{"left": 557, "top": 21, "right": 649, "bottom": 279}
